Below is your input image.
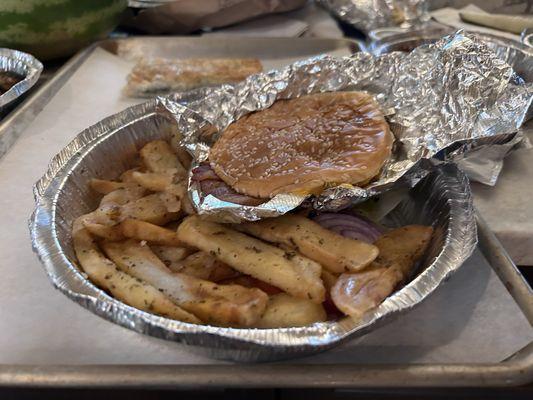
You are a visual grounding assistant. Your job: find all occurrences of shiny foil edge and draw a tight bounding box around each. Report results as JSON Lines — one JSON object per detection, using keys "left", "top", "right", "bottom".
{"left": 0, "top": 48, "right": 43, "bottom": 111}
{"left": 29, "top": 97, "right": 477, "bottom": 361}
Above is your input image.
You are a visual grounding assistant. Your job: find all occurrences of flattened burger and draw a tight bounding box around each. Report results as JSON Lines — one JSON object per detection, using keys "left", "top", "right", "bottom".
{"left": 209, "top": 91, "right": 393, "bottom": 199}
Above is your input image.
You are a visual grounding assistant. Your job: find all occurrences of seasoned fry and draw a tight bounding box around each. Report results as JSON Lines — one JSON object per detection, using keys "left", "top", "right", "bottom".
{"left": 121, "top": 219, "right": 185, "bottom": 246}
{"left": 255, "top": 293, "right": 327, "bottom": 328}
{"left": 132, "top": 171, "right": 173, "bottom": 191}
{"left": 101, "top": 240, "right": 268, "bottom": 326}
{"left": 181, "top": 193, "right": 196, "bottom": 215}
{"left": 82, "top": 218, "right": 187, "bottom": 246}
{"left": 84, "top": 221, "right": 125, "bottom": 241}
{"left": 140, "top": 140, "right": 187, "bottom": 176}
{"left": 158, "top": 191, "right": 182, "bottom": 213}
{"left": 90, "top": 179, "right": 127, "bottom": 194}
{"left": 164, "top": 251, "right": 239, "bottom": 282}
{"left": 219, "top": 275, "right": 281, "bottom": 295}
{"left": 99, "top": 185, "right": 147, "bottom": 206}
{"left": 331, "top": 225, "right": 433, "bottom": 318}
{"left": 150, "top": 245, "right": 192, "bottom": 266}
{"left": 238, "top": 214, "right": 378, "bottom": 274}
{"left": 177, "top": 216, "right": 325, "bottom": 303}
{"left": 321, "top": 269, "right": 338, "bottom": 293}
{"left": 72, "top": 219, "right": 201, "bottom": 324}
{"left": 119, "top": 194, "right": 179, "bottom": 225}
{"left": 120, "top": 168, "right": 141, "bottom": 183}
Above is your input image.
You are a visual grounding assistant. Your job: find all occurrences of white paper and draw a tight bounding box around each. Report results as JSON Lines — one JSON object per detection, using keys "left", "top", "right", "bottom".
{"left": 0, "top": 44, "right": 531, "bottom": 366}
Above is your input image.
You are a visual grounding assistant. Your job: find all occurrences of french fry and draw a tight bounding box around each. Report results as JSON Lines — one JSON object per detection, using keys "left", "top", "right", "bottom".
{"left": 79, "top": 204, "right": 121, "bottom": 227}
{"left": 119, "top": 194, "right": 178, "bottom": 225}
{"left": 120, "top": 168, "right": 141, "bottom": 183}
{"left": 219, "top": 275, "right": 281, "bottom": 295}
{"left": 140, "top": 140, "right": 187, "bottom": 177}
{"left": 181, "top": 193, "right": 196, "bottom": 215}
{"left": 132, "top": 171, "right": 173, "bottom": 191}
{"left": 82, "top": 218, "right": 187, "bottom": 245}
{"left": 158, "top": 191, "right": 182, "bottom": 213}
{"left": 150, "top": 245, "right": 192, "bottom": 266}
{"left": 331, "top": 225, "right": 433, "bottom": 318}
{"left": 99, "top": 185, "right": 147, "bottom": 206}
{"left": 121, "top": 219, "right": 185, "bottom": 246}
{"left": 72, "top": 219, "right": 201, "bottom": 324}
{"left": 90, "top": 179, "right": 126, "bottom": 194}
{"left": 177, "top": 216, "right": 325, "bottom": 303}
{"left": 372, "top": 225, "right": 434, "bottom": 273}
{"left": 254, "top": 293, "right": 327, "bottom": 328}
{"left": 84, "top": 221, "right": 125, "bottom": 241}
{"left": 101, "top": 240, "right": 268, "bottom": 326}
{"left": 321, "top": 269, "right": 338, "bottom": 293}
{"left": 164, "top": 251, "right": 239, "bottom": 282}
{"left": 238, "top": 214, "right": 379, "bottom": 274}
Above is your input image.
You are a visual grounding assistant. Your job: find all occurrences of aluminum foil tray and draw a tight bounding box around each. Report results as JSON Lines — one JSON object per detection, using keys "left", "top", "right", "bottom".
{"left": 0, "top": 48, "right": 43, "bottom": 115}
{"left": 29, "top": 100, "right": 477, "bottom": 362}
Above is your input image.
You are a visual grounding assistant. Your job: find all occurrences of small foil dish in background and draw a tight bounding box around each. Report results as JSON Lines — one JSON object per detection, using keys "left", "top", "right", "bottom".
{"left": 160, "top": 31, "right": 531, "bottom": 221}
{"left": 317, "top": 0, "right": 430, "bottom": 33}
{"left": 0, "top": 48, "right": 43, "bottom": 116}
{"left": 29, "top": 91, "right": 477, "bottom": 360}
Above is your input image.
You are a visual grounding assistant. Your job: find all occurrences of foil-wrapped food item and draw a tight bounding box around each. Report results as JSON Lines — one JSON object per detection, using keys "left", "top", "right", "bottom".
{"left": 160, "top": 31, "right": 532, "bottom": 220}
{"left": 317, "top": 0, "right": 429, "bottom": 33}
{"left": 0, "top": 48, "right": 42, "bottom": 114}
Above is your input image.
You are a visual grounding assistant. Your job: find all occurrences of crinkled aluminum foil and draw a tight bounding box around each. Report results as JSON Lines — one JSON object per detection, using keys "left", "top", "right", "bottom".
{"left": 318, "top": 0, "right": 429, "bottom": 33}
{"left": 29, "top": 91, "right": 477, "bottom": 359}
{"left": 371, "top": 30, "right": 533, "bottom": 185}
{"left": 160, "top": 31, "right": 532, "bottom": 219}
{"left": 0, "top": 48, "right": 43, "bottom": 114}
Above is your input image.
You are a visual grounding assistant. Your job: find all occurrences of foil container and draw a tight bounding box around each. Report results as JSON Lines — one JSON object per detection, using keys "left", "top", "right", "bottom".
{"left": 29, "top": 93, "right": 477, "bottom": 360}
{"left": 317, "top": 0, "right": 429, "bottom": 33}
{"left": 370, "top": 29, "right": 533, "bottom": 185}
{"left": 0, "top": 48, "right": 43, "bottom": 115}
{"left": 159, "top": 31, "right": 531, "bottom": 218}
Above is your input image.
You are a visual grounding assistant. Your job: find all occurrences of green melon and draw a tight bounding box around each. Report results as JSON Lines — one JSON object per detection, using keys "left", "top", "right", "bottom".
{"left": 0, "top": 0, "right": 128, "bottom": 60}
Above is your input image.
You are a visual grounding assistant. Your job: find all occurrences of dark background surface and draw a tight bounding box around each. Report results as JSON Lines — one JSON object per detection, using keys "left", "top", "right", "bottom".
{"left": 2, "top": 387, "right": 533, "bottom": 399}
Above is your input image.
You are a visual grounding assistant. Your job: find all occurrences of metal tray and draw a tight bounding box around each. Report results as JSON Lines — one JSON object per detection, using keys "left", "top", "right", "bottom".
{"left": 0, "top": 36, "right": 531, "bottom": 388}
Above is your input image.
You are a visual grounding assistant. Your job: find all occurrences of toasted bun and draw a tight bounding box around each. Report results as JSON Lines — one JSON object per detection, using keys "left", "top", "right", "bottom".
{"left": 209, "top": 92, "right": 393, "bottom": 198}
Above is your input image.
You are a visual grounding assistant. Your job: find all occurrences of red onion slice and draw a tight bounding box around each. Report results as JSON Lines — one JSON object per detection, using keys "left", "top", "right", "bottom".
{"left": 313, "top": 213, "right": 382, "bottom": 243}
{"left": 191, "top": 164, "right": 220, "bottom": 181}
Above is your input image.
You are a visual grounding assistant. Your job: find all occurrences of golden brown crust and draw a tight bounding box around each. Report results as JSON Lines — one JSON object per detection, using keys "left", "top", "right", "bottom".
{"left": 209, "top": 91, "right": 393, "bottom": 198}
{"left": 125, "top": 58, "right": 263, "bottom": 97}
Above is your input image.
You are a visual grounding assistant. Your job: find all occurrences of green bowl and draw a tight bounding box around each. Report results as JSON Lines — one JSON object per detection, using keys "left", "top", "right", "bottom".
{"left": 0, "top": 0, "right": 128, "bottom": 60}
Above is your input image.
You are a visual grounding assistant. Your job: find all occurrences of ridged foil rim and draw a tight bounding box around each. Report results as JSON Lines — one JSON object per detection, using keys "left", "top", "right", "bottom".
{"left": 29, "top": 99, "right": 477, "bottom": 361}
{"left": 0, "top": 48, "right": 43, "bottom": 112}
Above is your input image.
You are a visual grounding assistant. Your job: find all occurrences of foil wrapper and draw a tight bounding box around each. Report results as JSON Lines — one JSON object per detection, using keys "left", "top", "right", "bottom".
{"left": 29, "top": 92, "right": 477, "bottom": 359}
{"left": 318, "top": 0, "right": 429, "bottom": 33}
{"left": 0, "top": 48, "right": 43, "bottom": 114}
{"left": 371, "top": 30, "right": 533, "bottom": 185}
{"left": 160, "top": 31, "right": 531, "bottom": 219}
